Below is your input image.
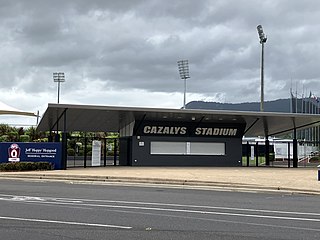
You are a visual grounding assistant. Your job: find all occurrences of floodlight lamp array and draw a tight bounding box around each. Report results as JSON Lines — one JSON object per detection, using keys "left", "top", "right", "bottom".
{"left": 177, "top": 60, "right": 190, "bottom": 80}
{"left": 53, "top": 72, "right": 65, "bottom": 82}
{"left": 257, "top": 25, "right": 267, "bottom": 44}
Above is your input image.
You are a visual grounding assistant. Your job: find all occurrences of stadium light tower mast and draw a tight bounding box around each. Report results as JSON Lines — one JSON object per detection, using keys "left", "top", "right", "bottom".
{"left": 177, "top": 60, "right": 190, "bottom": 109}
{"left": 53, "top": 72, "right": 65, "bottom": 104}
{"left": 257, "top": 25, "right": 267, "bottom": 112}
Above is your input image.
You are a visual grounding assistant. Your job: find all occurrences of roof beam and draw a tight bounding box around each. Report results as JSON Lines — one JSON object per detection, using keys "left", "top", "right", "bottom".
{"left": 244, "top": 118, "right": 260, "bottom": 135}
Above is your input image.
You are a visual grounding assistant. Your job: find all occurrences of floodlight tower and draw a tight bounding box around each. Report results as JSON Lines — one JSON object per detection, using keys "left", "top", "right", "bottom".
{"left": 177, "top": 60, "right": 190, "bottom": 109}
{"left": 53, "top": 72, "right": 65, "bottom": 104}
{"left": 257, "top": 25, "right": 267, "bottom": 112}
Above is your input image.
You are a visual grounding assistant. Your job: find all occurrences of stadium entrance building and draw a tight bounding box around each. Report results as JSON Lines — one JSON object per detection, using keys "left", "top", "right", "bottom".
{"left": 37, "top": 104, "right": 320, "bottom": 169}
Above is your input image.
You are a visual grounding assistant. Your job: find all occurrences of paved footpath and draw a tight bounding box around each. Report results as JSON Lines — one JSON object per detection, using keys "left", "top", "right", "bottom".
{"left": 1, "top": 167, "right": 320, "bottom": 195}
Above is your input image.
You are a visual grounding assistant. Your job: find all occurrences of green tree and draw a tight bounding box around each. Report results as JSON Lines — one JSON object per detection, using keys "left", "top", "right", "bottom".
{"left": 0, "top": 124, "right": 13, "bottom": 136}
{"left": 24, "top": 127, "right": 46, "bottom": 142}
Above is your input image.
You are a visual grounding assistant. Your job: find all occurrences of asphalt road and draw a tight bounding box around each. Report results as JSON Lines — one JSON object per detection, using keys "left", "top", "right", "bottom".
{"left": 0, "top": 179, "right": 320, "bottom": 240}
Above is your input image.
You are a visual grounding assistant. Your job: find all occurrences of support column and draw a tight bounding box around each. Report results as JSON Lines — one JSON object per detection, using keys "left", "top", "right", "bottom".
{"left": 61, "top": 110, "right": 67, "bottom": 170}
{"left": 293, "top": 128, "right": 298, "bottom": 168}
{"left": 246, "top": 141, "right": 250, "bottom": 167}
{"left": 48, "top": 131, "right": 53, "bottom": 142}
{"left": 255, "top": 142, "right": 259, "bottom": 167}
{"left": 56, "top": 109, "right": 59, "bottom": 142}
{"left": 265, "top": 137, "right": 270, "bottom": 166}
{"left": 84, "top": 135, "right": 88, "bottom": 168}
{"left": 288, "top": 142, "right": 291, "bottom": 168}
{"left": 114, "top": 139, "right": 118, "bottom": 166}
{"left": 104, "top": 138, "right": 107, "bottom": 167}
{"left": 55, "top": 133, "right": 60, "bottom": 142}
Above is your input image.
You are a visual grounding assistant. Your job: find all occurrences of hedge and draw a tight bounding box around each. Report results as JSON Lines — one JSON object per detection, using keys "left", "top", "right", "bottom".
{"left": 0, "top": 162, "right": 53, "bottom": 171}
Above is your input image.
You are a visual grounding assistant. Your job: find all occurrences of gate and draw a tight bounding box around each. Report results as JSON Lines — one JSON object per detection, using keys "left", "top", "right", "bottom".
{"left": 66, "top": 136, "right": 119, "bottom": 168}
{"left": 242, "top": 141, "right": 274, "bottom": 167}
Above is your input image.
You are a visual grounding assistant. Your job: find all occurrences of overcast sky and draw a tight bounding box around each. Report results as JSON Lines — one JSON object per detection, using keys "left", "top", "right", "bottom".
{"left": 1, "top": 0, "right": 320, "bottom": 124}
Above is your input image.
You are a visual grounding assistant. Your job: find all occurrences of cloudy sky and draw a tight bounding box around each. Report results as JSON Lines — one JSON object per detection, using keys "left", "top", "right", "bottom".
{"left": 1, "top": 0, "right": 320, "bottom": 125}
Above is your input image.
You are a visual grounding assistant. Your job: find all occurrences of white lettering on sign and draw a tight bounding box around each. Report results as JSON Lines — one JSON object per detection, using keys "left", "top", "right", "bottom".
{"left": 25, "top": 148, "right": 57, "bottom": 154}
{"left": 195, "top": 128, "right": 237, "bottom": 136}
{"left": 143, "top": 126, "right": 187, "bottom": 135}
{"left": 143, "top": 126, "right": 238, "bottom": 136}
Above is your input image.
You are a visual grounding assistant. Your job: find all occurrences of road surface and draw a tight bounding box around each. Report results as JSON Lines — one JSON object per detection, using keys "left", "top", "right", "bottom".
{"left": 0, "top": 179, "right": 319, "bottom": 239}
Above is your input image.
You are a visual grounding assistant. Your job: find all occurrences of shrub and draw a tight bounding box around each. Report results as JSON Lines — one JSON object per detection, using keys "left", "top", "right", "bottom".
{"left": 77, "top": 149, "right": 93, "bottom": 156}
{"left": 67, "top": 148, "right": 75, "bottom": 156}
{"left": 20, "top": 135, "right": 30, "bottom": 142}
{"left": 0, "top": 162, "right": 53, "bottom": 171}
{"left": 78, "top": 149, "right": 84, "bottom": 156}
{"left": 86, "top": 145, "right": 92, "bottom": 153}
{"left": 0, "top": 135, "right": 9, "bottom": 142}
{"left": 36, "top": 162, "right": 53, "bottom": 170}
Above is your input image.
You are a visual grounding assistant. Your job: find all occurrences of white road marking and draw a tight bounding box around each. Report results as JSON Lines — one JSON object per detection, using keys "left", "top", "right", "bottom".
{"left": 65, "top": 198, "right": 320, "bottom": 217}
{"left": 0, "top": 216, "right": 132, "bottom": 229}
{"left": 107, "top": 207, "right": 320, "bottom": 233}
{"left": 1, "top": 194, "right": 320, "bottom": 225}
{"left": 0, "top": 194, "right": 320, "bottom": 223}
{"left": 1, "top": 193, "right": 319, "bottom": 217}
{"left": 56, "top": 202, "right": 320, "bottom": 223}
{"left": 11, "top": 196, "right": 45, "bottom": 201}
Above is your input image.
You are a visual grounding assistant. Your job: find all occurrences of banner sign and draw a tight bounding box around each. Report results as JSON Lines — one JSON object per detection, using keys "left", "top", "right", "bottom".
{"left": 0, "top": 142, "right": 62, "bottom": 169}
{"left": 91, "top": 140, "right": 101, "bottom": 167}
{"left": 134, "top": 121, "right": 246, "bottom": 138}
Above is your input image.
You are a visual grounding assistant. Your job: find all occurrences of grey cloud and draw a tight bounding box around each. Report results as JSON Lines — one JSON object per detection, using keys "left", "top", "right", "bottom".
{"left": 2, "top": 0, "right": 320, "bottom": 111}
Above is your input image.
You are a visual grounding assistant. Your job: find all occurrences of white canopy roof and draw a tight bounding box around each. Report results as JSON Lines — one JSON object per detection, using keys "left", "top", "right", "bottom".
{"left": 0, "top": 101, "right": 36, "bottom": 117}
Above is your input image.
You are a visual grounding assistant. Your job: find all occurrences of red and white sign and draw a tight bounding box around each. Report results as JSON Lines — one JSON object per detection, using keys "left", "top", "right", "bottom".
{"left": 8, "top": 143, "right": 21, "bottom": 162}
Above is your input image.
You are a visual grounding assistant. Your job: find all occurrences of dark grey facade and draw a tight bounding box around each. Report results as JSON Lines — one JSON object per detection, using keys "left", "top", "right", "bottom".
{"left": 120, "top": 120, "right": 246, "bottom": 166}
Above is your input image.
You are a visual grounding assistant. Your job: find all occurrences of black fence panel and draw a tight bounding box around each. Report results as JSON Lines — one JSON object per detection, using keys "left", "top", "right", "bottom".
{"left": 66, "top": 136, "right": 119, "bottom": 168}
{"left": 242, "top": 140, "right": 320, "bottom": 167}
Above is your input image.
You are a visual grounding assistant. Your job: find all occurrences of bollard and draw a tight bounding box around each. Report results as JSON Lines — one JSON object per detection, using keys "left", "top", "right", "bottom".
{"left": 318, "top": 165, "right": 320, "bottom": 181}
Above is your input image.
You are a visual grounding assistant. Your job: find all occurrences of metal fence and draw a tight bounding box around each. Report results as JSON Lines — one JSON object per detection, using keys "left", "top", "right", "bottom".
{"left": 66, "top": 136, "right": 119, "bottom": 168}
{"left": 242, "top": 139, "right": 320, "bottom": 168}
